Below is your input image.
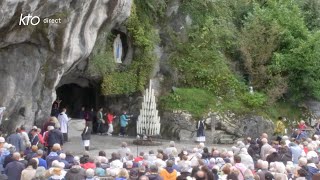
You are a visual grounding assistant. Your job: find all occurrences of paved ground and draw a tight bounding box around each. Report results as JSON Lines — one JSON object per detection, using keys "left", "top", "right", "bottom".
{"left": 63, "top": 119, "right": 232, "bottom": 157}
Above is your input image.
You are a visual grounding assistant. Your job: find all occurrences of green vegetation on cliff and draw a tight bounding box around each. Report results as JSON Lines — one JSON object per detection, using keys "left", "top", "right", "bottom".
{"left": 161, "top": 0, "right": 320, "bottom": 120}
{"left": 88, "top": 0, "right": 320, "bottom": 121}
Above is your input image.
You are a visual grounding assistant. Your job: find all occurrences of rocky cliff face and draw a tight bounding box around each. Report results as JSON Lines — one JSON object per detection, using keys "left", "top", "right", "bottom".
{"left": 161, "top": 111, "right": 274, "bottom": 143}
{"left": 0, "top": 0, "right": 132, "bottom": 132}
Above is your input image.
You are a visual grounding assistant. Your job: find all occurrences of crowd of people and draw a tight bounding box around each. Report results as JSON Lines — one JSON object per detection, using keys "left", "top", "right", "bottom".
{"left": 1, "top": 118, "right": 320, "bottom": 180}
{"left": 53, "top": 105, "right": 130, "bottom": 137}
{"left": 2, "top": 106, "right": 320, "bottom": 180}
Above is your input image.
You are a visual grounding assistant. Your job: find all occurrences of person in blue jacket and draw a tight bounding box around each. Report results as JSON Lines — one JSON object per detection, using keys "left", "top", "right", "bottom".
{"left": 119, "top": 111, "right": 129, "bottom": 137}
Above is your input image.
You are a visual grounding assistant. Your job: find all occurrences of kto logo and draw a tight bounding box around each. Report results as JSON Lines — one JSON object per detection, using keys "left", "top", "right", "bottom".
{"left": 19, "top": 14, "right": 40, "bottom": 25}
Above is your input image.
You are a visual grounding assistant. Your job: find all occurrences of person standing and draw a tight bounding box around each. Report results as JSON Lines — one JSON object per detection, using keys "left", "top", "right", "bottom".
{"left": 107, "top": 111, "right": 116, "bottom": 136}
{"left": 298, "top": 120, "right": 307, "bottom": 131}
{"left": 159, "top": 160, "right": 177, "bottom": 180}
{"left": 37, "top": 128, "right": 44, "bottom": 146}
{"left": 58, "top": 108, "right": 70, "bottom": 142}
{"left": 274, "top": 117, "right": 285, "bottom": 136}
{"left": 81, "top": 121, "right": 91, "bottom": 151}
{"left": 51, "top": 99, "right": 62, "bottom": 118}
{"left": 87, "top": 108, "right": 94, "bottom": 131}
{"left": 47, "top": 126, "right": 64, "bottom": 153}
{"left": 51, "top": 104, "right": 59, "bottom": 118}
{"left": 119, "top": 111, "right": 129, "bottom": 137}
{"left": 315, "top": 119, "right": 320, "bottom": 135}
{"left": 97, "top": 108, "right": 105, "bottom": 135}
{"left": 91, "top": 108, "right": 99, "bottom": 134}
{"left": 7, "top": 128, "right": 23, "bottom": 152}
{"left": 30, "top": 129, "right": 39, "bottom": 146}
{"left": 20, "top": 126, "right": 30, "bottom": 151}
{"left": 20, "top": 158, "right": 37, "bottom": 180}
{"left": 196, "top": 120, "right": 206, "bottom": 143}
{"left": 79, "top": 106, "right": 86, "bottom": 119}
{"left": 5, "top": 152, "right": 25, "bottom": 180}
{"left": 260, "top": 138, "right": 272, "bottom": 161}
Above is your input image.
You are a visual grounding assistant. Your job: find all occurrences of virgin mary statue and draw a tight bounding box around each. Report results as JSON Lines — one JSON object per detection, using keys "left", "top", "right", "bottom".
{"left": 113, "top": 34, "right": 122, "bottom": 63}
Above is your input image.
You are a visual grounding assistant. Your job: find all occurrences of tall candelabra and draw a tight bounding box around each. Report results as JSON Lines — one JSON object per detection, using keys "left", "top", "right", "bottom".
{"left": 137, "top": 80, "right": 161, "bottom": 136}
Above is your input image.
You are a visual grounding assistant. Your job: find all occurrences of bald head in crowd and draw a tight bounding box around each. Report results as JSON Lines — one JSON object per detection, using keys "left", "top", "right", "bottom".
{"left": 13, "top": 152, "right": 20, "bottom": 160}
{"left": 261, "top": 133, "right": 268, "bottom": 139}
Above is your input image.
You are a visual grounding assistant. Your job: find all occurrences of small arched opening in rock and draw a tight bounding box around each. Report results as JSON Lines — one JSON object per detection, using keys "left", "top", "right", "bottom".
{"left": 111, "top": 29, "right": 129, "bottom": 63}
{"left": 216, "top": 122, "right": 223, "bottom": 130}
{"left": 55, "top": 83, "right": 100, "bottom": 118}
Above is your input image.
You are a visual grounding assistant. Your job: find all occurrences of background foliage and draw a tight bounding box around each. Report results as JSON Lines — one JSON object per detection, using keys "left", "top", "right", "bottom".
{"left": 162, "top": 0, "right": 320, "bottom": 120}
{"left": 88, "top": 0, "right": 320, "bottom": 121}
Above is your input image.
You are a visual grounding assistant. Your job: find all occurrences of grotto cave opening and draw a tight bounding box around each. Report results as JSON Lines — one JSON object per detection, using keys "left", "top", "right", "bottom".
{"left": 55, "top": 83, "right": 100, "bottom": 118}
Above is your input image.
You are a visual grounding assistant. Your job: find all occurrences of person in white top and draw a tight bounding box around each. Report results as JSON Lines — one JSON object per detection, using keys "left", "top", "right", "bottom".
{"left": 20, "top": 126, "right": 30, "bottom": 151}
{"left": 118, "top": 142, "right": 131, "bottom": 162}
{"left": 58, "top": 108, "right": 70, "bottom": 142}
{"left": 164, "top": 141, "right": 177, "bottom": 156}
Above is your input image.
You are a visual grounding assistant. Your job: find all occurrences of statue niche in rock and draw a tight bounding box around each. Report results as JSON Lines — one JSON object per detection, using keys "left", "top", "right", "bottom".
{"left": 134, "top": 80, "right": 161, "bottom": 146}
{"left": 114, "top": 34, "right": 123, "bottom": 63}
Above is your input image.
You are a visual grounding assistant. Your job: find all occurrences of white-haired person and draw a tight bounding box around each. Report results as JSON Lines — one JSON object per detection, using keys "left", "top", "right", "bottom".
{"left": 118, "top": 142, "right": 131, "bottom": 162}
{"left": 164, "top": 141, "right": 177, "bottom": 156}
{"left": 286, "top": 161, "right": 295, "bottom": 179}
{"left": 47, "top": 160, "right": 66, "bottom": 180}
{"left": 5, "top": 152, "right": 25, "bottom": 180}
{"left": 46, "top": 143, "right": 61, "bottom": 168}
{"left": 197, "top": 143, "right": 205, "bottom": 154}
{"left": 298, "top": 157, "right": 308, "bottom": 170}
{"left": 154, "top": 153, "right": 166, "bottom": 169}
{"left": 226, "top": 151, "right": 234, "bottom": 164}
{"left": 59, "top": 153, "right": 70, "bottom": 169}
{"left": 282, "top": 135, "right": 290, "bottom": 146}
{"left": 305, "top": 156, "right": 319, "bottom": 178}
{"left": 270, "top": 161, "right": 288, "bottom": 180}
{"left": 187, "top": 148, "right": 198, "bottom": 161}
{"left": 260, "top": 138, "right": 272, "bottom": 161}
{"left": 306, "top": 144, "right": 318, "bottom": 161}
{"left": 257, "top": 160, "right": 270, "bottom": 180}
{"left": 298, "top": 120, "right": 307, "bottom": 131}
{"left": 106, "top": 158, "right": 123, "bottom": 178}
{"left": 85, "top": 168, "right": 99, "bottom": 180}
{"left": 238, "top": 148, "right": 254, "bottom": 170}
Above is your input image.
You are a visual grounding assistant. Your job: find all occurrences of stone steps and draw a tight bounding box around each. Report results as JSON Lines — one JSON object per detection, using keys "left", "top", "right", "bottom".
{"left": 214, "top": 130, "right": 235, "bottom": 144}
{"left": 219, "top": 138, "right": 234, "bottom": 144}
{"left": 221, "top": 134, "right": 234, "bottom": 139}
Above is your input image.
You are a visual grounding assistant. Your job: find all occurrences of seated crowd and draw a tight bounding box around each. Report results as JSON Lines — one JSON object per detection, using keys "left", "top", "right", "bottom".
{"left": 1, "top": 121, "right": 320, "bottom": 180}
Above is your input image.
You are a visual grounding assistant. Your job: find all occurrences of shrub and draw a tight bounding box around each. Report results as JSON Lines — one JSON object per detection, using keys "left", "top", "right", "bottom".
{"left": 160, "top": 88, "right": 217, "bottom": 119}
